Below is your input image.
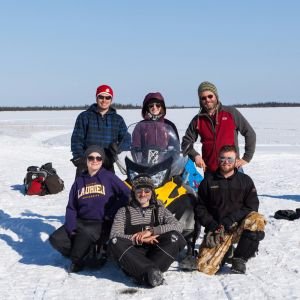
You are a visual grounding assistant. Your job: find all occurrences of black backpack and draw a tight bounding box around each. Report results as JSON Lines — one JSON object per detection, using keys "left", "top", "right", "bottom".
{"left": 24, "top": 163, "right": 64, "bottom": 195}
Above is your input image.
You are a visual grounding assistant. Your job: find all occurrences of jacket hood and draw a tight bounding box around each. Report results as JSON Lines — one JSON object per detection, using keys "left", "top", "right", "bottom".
{"left": 142, "top": 92, "right": 166, "bottom": 119}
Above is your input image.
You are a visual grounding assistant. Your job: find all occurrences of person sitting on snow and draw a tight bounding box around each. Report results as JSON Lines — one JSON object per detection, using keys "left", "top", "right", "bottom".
{"left": 49, "top": 145, "right": 130, "bottom": 273}
{"left": 194, "top": 145, "right": 266, "bottom": 275}
{"left": 108, "top": 174, "right": 186, "bottom": 287}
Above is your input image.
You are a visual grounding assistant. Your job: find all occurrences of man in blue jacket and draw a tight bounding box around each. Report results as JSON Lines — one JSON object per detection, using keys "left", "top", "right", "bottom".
{"left": 71, "top": 84, "right": 129, "bottom": 175}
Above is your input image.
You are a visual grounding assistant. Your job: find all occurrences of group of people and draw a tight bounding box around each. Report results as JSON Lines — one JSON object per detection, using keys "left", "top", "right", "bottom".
{"left": 49, "top": 81, "right": 266, "bottom": 287}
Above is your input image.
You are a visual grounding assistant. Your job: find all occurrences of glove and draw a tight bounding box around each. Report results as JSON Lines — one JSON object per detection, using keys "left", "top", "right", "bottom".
{"left": 108, "top": 142, "right": 119, "bottom": 158}
{"left": 205, "top": 224, "right": 225, "bottom": 248}
{"left": 70, "top": 157, "right": 83, "bottom": 167}
{"left": 221, "top": 216, "right": 238, "bottom": 233}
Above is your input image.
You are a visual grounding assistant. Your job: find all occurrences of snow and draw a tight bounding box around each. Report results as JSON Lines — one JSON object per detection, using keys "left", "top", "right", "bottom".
{"left": 0, "top": 108, "right": 300, "bottom": 300}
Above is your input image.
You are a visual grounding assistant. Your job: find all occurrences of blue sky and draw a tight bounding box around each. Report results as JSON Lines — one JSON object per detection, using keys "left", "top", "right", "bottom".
{"left": 1, "top": 1, "right": 300, "bottom": 106}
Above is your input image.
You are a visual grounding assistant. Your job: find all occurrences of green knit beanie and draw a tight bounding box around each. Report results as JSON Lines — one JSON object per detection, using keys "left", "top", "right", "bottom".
{"left": 198, "top": 81, "right": 219, "bottom": 100}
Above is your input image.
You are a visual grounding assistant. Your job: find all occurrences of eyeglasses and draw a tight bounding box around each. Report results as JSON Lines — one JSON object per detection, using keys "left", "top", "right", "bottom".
{"left": 135, "top": 187, "right": 152, "bottom": 194}
{"left": 97, "top": 95, "right": 112, "bottom": 101}
{"left": 201, "top": 94, "right": 214, "bottom": 101}
{"left": 219, "top": 156, "right": 235, "bottom": 164}
{"left": 148, "top": 103, "right": 162, "bottom": 109}
{"left": 87, "top": 156, "right": 103, "bottom": 162}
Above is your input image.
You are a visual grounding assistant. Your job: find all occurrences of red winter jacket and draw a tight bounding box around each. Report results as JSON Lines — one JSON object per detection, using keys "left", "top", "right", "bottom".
{"left": 181, "top": 104, "right": 256, "bottom": 172}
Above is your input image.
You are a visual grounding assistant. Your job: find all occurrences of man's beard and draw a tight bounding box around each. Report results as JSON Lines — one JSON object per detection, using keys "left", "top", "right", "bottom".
{"left": 220, "top": 164, "right": 235, "bottom": 175}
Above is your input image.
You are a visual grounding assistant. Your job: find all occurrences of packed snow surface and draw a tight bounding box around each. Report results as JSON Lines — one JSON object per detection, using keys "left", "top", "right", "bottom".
{"left": 0, "top": 108, "right": 299, "bottom": 299}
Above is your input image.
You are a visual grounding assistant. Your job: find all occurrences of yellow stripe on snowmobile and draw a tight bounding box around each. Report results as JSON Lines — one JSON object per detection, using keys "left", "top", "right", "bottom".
{"left": 155, "top": 180, "right": 187, "bottom": 207}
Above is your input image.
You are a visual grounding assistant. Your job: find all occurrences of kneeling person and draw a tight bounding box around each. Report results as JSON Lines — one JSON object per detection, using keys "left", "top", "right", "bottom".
{"left": 195, "top": 145, "right": 266, "bottom": 275}
{"left": 109, "top": 174, "right": 186, "bottom": 287}
{"left": 49, "top": 145, "right": 130, "bottom": 273}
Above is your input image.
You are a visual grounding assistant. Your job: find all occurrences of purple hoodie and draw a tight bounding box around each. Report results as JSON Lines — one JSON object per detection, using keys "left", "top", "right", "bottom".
{"left": 65, "top": 168, "right": 130, "bottom": 234}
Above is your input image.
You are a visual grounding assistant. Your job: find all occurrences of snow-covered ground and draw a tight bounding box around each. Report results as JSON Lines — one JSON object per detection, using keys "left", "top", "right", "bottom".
{"left": 0, "top": 107, "right": 299, "bottom": 300}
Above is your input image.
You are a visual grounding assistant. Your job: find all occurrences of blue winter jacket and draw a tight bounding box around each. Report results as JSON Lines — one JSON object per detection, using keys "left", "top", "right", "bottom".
{"left": 71, "top": 104, "right": 129, "bottom": 159}
{"left": 65, "top": 168, "right": 130, "bottom": 235}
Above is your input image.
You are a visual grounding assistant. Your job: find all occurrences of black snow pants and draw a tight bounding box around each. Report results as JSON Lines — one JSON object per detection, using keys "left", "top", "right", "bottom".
{"left": 109, "top": 231, "right": 186, "bottom": 281}
{"left": 49, "top": 219, "right": 102, "bottom": 264}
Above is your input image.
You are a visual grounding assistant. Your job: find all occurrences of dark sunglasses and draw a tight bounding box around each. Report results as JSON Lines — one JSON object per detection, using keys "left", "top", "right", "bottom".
{"left": 97, "top": 95, "right": 112, "bottom": 100}
{"left": 148, "top": 103, "right": 162, "bottom": 109}
{"left": 135, "top": 187, "right": 152, "bottom": 194}
{"left": 87, "top": 156, "right": 103, "bottom": 162}
{"left": 219, "top": 156, "right": 235, "bottom": 164}
{"left": 201, "top": 94, "right": 214, "bottom": 101}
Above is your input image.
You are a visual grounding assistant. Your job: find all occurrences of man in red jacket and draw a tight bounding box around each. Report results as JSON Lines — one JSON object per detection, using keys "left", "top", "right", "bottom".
{"left": 181, "top": 81, "right": 256, "bottom": 174}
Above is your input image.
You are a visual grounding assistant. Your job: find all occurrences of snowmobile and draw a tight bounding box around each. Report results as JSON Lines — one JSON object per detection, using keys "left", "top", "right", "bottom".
{"left": 116, "top": 121, "right": 202, "bottom": 255}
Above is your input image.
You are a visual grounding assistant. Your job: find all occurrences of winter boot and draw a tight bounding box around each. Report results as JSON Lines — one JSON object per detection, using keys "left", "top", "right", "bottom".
{"left": 221, "top": 245, "right": 235, "bottom": 266}
{"left": 231, "top": 257, "right": 246, "bottom": 274}
{"left": 68, "top": 261, "right": 84, "bottom": 273}
{"left": 147, "top": 267, "right": 164, "bottom": 287}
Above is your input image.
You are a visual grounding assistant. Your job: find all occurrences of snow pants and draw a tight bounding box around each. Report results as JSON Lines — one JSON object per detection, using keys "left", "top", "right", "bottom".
{"left": 109, "top": 231, "right": 186, "bottom": 281}
{"left": 197, "top": 211, "right": 266, "bottom": 275}
{"left": 49, "top": 219, "right": 102, "bottom": 264}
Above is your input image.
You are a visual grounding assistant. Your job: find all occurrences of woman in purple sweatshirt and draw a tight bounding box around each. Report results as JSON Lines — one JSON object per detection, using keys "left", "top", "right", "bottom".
{"left": 49, "top": 145, "right": 130, "bottom": 273}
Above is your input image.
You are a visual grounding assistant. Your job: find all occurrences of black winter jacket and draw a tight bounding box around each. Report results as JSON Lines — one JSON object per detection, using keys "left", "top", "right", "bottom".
{"left": 195, "top": 169, "right": 259, "bottom": 231}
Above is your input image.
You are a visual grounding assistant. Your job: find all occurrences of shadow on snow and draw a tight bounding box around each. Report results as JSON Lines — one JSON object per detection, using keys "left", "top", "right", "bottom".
{"left": 0, "top": 209, "right": 141, "bottom": 286}
{"left": 0, "top": 210, "right": 64, "bottom": 266}
{"left": 10, "top": 184, "right": 26, "bottom": 195}
{"left": 259, "top": 194, "right": 300, "bottom": 202}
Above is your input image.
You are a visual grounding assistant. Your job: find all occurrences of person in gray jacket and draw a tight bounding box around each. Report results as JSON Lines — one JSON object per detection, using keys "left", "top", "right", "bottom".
{"left": 109, "top": 174, "right": 186, "bottom": 287}
{"left": 182, "top": 81, "right": 256, "bottom": 174}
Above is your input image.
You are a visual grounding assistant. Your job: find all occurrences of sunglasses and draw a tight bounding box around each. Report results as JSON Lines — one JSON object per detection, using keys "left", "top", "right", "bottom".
{"left": 201, "top": 94, "right": 214, "bottom": 101}
{"left": 87, "top": 156, "right": 103, "bottom": 162}
{"left": 219, "top": 156, "right": 235, "bottom": 164}
{"left": 97, "top": 95, "right": 112, "bottom": 100}
{"left": 148, "top": 103, "right": 162, "bottom": 109}
{"left": 135, "top": 187, "right": 152, "bottom": 194}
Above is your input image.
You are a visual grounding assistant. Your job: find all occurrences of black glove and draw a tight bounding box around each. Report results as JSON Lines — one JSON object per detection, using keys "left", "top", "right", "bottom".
{"left": 221, "top": 216, "right": 237, "bottom": 232}
{"left": 71, "top": 157, "right": 83, "bottom": 167}
{"left": 205, "top": 224, "right": 225, "bottom": 248}
{"left": 108, "top": 142, "right": 119, "bottom": 158}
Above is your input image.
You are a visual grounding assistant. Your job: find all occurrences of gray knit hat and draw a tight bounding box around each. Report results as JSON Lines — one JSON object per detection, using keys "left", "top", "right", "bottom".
{"left": 198, "top": 81, "right": 219, "bottom": 100}
{"left": 84, "top": 145, "right": 106, "bottom": 162}
{"left": 131, "top": 174, "right": 155, "bottom": 190}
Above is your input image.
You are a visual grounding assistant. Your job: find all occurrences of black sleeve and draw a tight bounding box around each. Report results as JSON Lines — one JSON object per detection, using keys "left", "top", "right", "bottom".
{"left": 195, "top": 179, "right": 217, "bottom": 229}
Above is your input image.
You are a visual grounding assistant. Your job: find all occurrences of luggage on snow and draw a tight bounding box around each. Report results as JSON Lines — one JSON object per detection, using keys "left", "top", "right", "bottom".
{"left": 24, "top": 162, "right": 64, "bottom": 196}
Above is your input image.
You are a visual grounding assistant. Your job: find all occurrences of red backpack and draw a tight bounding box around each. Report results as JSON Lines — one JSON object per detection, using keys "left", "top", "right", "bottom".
{"left": 24, "top": 166, "right": 47, "bottom": 196}
{"left": 24, "top": 163, "right": 64, "bottom": 196}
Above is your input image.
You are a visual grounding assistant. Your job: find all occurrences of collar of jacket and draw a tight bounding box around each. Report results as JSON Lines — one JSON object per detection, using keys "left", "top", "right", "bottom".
{"left": 214, "top": 167, "right": 238, "bottom": 180}
{"left": 88, "top": 103, "right": 117, "bottom": 115}
{"left": 129, "top": 197, "right": 164, "bottom": 209}
{"left": 198, "top": 101, "right": 223, "bottom": 116}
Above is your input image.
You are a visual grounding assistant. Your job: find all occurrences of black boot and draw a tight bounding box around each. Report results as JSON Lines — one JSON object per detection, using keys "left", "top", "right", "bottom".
{"left": 221, "top": 245, "right": 235, "bottom": 266}
{"left": 231, "top": 257, "right": 246, "bottom": 274}
{"left": 147, "top": 268, "right": 164, "bottom": 287}
{"left": 68, "top": 261, "right": 84, "bottom": 273}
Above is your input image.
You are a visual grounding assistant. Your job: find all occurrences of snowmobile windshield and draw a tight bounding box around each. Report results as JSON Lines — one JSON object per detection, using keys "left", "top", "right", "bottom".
{"left": 117, "top": 121, "right": 187, "bottom": 187}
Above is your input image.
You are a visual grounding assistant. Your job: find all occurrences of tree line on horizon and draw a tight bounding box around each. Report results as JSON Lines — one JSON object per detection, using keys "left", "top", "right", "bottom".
{"left": 0, "top": 102, "right": 299, "bottom": 111}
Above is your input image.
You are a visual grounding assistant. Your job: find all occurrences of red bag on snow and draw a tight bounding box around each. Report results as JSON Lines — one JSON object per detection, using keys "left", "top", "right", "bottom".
{"left": 26, "top": 176, "right": 47, "bottom": 196}
{"left": 24, "top": 163, "right": 64, "bottom": 196}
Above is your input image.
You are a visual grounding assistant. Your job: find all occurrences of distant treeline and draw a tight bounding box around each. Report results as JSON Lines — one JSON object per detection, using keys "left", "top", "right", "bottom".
{"left": 0, "top": 102, "right": 299, "bottom": 111}
{"left": 233, "top": 102, "right": 300, "bottom": 108}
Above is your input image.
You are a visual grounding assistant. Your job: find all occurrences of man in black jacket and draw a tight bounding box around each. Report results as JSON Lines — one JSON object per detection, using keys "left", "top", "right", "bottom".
{"left": 195, "top": 145, "right": 266, "bottom": 274}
